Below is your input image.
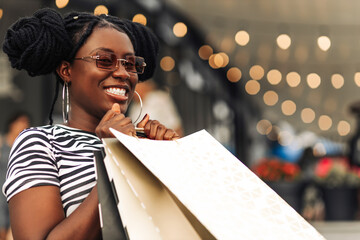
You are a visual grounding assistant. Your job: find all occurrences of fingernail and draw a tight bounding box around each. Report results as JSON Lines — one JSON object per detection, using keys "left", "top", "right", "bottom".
{"left": 142, "top": 114, "right": 148, "bottom": 120}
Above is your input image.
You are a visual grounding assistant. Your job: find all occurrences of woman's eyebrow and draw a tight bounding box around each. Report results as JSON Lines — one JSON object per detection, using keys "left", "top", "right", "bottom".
{"left": 89, "top": 48, "right": 135, "bottom": 57}
{"left": 89, "top": 47, "right": 114, "bottom": 54}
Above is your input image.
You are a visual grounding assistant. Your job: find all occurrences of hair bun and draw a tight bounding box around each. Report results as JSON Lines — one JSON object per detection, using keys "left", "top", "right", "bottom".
{"left": 2, "top": 8, "right": 72, "bottom": 76}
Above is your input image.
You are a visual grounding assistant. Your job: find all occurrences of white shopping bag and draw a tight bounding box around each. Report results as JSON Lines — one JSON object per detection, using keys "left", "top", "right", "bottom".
{"left": 97, "top": 129, "right": 325, "bottom": 240}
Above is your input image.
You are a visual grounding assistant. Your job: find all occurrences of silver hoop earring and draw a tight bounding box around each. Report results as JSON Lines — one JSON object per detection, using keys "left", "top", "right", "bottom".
{"left": 133, "top": 90, "right": 143, "bottom": 124}
{"left": 62, "top": 82, "right": 70, "bottom": 124}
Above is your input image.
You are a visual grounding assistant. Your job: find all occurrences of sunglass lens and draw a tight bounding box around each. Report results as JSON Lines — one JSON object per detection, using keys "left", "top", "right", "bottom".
{"left": 124, "top": 56, "right": 137, "bottom": 73}
{"left": 96, "top": 53, "right": 117, "bottom": 70}
{"left": 135, "top": 57, "right": 145, "bottom": 74}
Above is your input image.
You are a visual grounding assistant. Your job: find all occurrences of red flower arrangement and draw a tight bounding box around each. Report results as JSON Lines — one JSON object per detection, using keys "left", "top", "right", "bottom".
{"left": 252, "top": 158, "right": 301, "bottom": 182}
{"left": 315, "top": 156, "right": 360, "bottom": 188}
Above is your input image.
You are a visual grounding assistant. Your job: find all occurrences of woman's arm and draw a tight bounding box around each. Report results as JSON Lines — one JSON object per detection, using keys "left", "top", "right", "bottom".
{"left": 9, "top": 185, "right": 101, "bottom": 240}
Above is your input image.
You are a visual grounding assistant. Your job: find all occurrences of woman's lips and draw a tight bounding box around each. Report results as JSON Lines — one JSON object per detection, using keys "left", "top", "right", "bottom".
{"left": 105, "top": 87, "right": 128, "bottom": 101}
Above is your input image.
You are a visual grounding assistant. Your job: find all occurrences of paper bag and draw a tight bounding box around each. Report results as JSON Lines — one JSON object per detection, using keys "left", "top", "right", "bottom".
{"left": 97, "top": 129, "right": 325, "bottom": 240}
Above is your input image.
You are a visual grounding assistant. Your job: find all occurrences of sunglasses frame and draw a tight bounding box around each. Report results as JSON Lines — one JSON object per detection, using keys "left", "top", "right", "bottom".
{"left": 74, "top": 52, "right": 146, "bottom": 74}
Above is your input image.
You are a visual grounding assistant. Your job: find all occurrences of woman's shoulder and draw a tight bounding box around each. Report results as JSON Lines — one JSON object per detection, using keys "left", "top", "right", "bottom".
{"left": 19, "top": 124, "right": 98, "bottom": 138}
{"left": 15, "top": 124, "right": 102, "bottom": 149}
{"left": 15, "top": 125, "right": 55, "bottom": 142}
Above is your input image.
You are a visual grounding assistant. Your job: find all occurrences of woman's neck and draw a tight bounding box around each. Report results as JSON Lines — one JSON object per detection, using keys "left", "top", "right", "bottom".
{"left": 65, "top": 106, "right": 101, "bottom": 134}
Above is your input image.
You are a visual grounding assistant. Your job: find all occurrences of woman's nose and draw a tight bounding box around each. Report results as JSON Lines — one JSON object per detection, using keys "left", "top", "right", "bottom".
{"left": 112, "top": 59, "right": 131, "bottom": 78}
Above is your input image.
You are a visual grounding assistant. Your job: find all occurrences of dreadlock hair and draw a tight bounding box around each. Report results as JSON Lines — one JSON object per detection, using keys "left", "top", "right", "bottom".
{"left": 3, "top": 8, "right": 160, "bottom": 125}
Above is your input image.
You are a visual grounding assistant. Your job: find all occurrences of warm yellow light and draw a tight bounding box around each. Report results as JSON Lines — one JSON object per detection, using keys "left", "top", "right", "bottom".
{"left": 306, "top": 73, "right": 321, "bottom": 89}
{"left": 281, "top": 100, "right": 296, "bottom": 116}
{"left": 318, "top": 115, "right": 332, "bottom": 131}
{"left": 267, "top": 69, "right": 282, "bottom": 85}
{"left": 276, "top": 34, "right": 291, "bottom": 50}
{"left": 227, "top": 67, "right": 242, "bottom": 83}
{"left": 56, "top": 0, "right": 69, "bottom": 8}
{"left": 249, "top": 65, "right": 264, "bottom": 80}
{"left": 355, "top": 72, "right": 360, "bottom": 87}
{"left": 301, "top": 108, "right": 315, "bottom": 123}
{"left": 317, "top": 36, "right": 331, "bottom": 51}
{"left": 132, "top": 14, "right": 147, "bottom": 25}
{"left": 94, "top": 5, "right": 109, "bottom": 15}
{"left": 198, "top": 45, "right": 213, "bottom": 60}
{"left": 256, "top": 119, "right": 272, "bottom": 135}
{"left": 286, "top": 72, "right": 301, "bottom": 87}
{"left": 212, "top": 53, "right": 229, "bottom": 68}
{"left": 263, "top": 91, "right": 278, "bottom": 106}
{"left": 160, "top": 56, "right": 175, "bottom": 71}
{"left": 337, "top": 120, "right": 351, "bottom": 136}
{"left": 331, "top": 74, "right": 344, "bottom": 89}
{"left": 235, "top": 30, "right": 250, "bottom": 46}
{"left": 218, "top": 52, "right": 229, "bottom": 67}
{"left": 214, "top": 54, "right": 224, "bottom": 68}
{"left": 173, "top": 22, "right": 187, "bottom": 37}
{"left": 208, "top": 54, "right": 220, "bottom": 69}
{"left": 245, "top": 80, "right": 260, "bottom": 95}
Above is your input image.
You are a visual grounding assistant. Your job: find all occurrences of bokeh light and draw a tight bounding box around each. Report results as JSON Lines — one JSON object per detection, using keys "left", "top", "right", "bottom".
{"left": 354, "top": 72, "right": 360, "bottom": 87}
{"left": 263, "top": 91, "right": 278, "bottom": 106}
{"left": 337, "top": 120, "right": 351, "bottom": 136}
{"left": 256, "top": 119, "right": 272, "bottom": 135}
{"left": 235, "top": 30, "right": 250, "bottom": 46}
{"left": 173, "top": 22, "right": 187, "bottom": 37}
{"left": 160, "top": 56, "right": 175, "bottom": 71}
{"left": 132, "top": 13, "right": 147, "bottom": 25}
{"left": 318, "top": 115, "right": 332, "bottom": 131}
{"left": 281, "top": 100, "right": 296, "bottom": 116}
{"left": 286, "top": 72, "right": 301, "bottom": 87}
{"left": 317, "top": 36, "right": 331, "bottom": 51}
{"left": 301, "top": 108, "right": 315, "bottom": 123}
{"left": 306, "top": 73, "right": 321, "bottom": 89}
{"left": 267, "top": 69, "right": 282, "bottom": 85}
{"left": 94, "top": 5, "right": 108, "bottom": 15}
{"left": 56, "top": 0, "right": 69, "bottom": 8}
{"left": 245, "top": 80, "right": 260, "bottom": 95}
{"left": 198, "top": 45, "right": 213, "bottom": 60}
{"left": 276, "top": 34, "right": 291, "bottom": 50}
{"left": 331, "top": 74, "right": 344, "bottom": 89}
{"left": 249, "top": 65, "right": 264, "bottom": 80}
{"left": 227, "top": 67, "right": 242, "bottom": 83}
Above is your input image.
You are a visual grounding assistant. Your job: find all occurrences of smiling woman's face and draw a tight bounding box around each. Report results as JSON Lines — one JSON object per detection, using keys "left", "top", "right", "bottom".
{"left": 69, "top": 27, "right": 138, "bottom": 122}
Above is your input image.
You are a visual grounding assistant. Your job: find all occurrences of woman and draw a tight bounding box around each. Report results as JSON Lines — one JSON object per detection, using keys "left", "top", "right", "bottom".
{"left": 2, "top": 8, "right": 179, "bottom": 240}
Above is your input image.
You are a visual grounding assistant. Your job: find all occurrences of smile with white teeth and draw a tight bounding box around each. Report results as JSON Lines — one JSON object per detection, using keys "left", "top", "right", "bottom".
{"left": 105, "top": 87, "right": 126, "bottom": 96}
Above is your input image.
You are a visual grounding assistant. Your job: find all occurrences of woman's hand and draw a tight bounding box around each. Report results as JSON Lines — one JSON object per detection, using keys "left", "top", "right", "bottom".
{"left": 136, "top": 114, "right": 180, "bottom": 140}
{"left": 95, "top": 103, "right": 136, "bottom": 138}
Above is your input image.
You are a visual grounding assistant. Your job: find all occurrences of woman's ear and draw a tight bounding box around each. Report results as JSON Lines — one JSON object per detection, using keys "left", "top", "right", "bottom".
{"left": 56, "top": 61, "right": 71, "bottom": 83}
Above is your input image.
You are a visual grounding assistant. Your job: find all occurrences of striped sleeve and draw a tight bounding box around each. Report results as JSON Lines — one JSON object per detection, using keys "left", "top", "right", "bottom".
{"left": 3, "top": 128, "right": 59, "bottom": 201}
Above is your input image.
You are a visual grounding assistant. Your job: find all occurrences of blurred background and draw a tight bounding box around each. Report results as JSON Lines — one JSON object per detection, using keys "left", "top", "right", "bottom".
{"left": 2, "top": 0, "right": 360, "bottom": 238}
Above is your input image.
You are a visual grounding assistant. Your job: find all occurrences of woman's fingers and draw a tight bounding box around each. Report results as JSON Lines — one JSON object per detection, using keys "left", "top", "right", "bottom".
{"left": 97, "top": 108, "right": 180, "bottom": 140}
{"left": 111, "top": 103, "right": 121, "bottom": 114}
{"left": 136, "top": 114, "right": 149, "bottom": 128}
{"left": 155, "top": 124, "right": 167, "bottom": 140}
{"left": 96, "top": 104, "right": 135, "bottom": 138}
{"left": 164, "top": 129, "right": 180, "bottom": 140}
{"left": 141, "top": 119, "right": 180, "bottom": 140}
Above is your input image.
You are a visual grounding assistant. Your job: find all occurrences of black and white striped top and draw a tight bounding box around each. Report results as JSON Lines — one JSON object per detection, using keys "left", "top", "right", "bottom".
{"left": 2, "top": 124, "right": 102, "bottom": 217}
